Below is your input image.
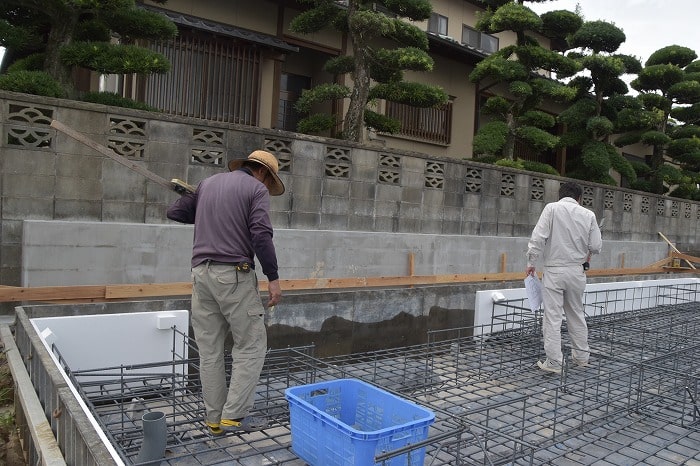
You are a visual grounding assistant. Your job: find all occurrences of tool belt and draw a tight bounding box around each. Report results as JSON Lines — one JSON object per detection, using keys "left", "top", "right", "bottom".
{"left": 205, "top": 260, "right": 253, "bottom": 272}
{"left": 235, "top": 262, "right": 252, "bottom": 273}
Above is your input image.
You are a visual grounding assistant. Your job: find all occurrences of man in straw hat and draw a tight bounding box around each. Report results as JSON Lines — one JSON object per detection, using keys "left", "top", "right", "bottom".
{"left": 167, "top": 150, "right": 285, "bottom": 435}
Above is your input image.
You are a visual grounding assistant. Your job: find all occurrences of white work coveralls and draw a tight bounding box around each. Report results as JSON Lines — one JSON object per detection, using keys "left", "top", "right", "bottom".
{"left": 527, "top": 197, "right": 602, "bottom": 364}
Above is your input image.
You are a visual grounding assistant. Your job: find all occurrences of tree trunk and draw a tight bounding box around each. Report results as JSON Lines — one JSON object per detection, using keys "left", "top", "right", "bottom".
{"left": 343, "top": 1, "right": 371, "bottom": 142}
{"left": 649, "top": 111, "right": 670, "bottom": 194}
{"left": 344, "top": 52, "right": 370, "bottom": 142}
{"left": 503, "top": 111, "right": 516, "bottom": 160}
{"left": 649, "top": 144, "right": 665, "bottom": 194}
{"left": 43, "top": 7, "right": 79, "bottom": 98}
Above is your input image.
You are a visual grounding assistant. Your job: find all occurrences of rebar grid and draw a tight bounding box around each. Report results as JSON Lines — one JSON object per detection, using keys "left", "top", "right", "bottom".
{"left": 55, "top": 286, "right": 699, "bottom": 465}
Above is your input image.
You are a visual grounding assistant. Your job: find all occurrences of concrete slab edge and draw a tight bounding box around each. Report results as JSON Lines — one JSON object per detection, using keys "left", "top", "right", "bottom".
{"left": 0, "top": 324, "right": 67, "bottom": 466}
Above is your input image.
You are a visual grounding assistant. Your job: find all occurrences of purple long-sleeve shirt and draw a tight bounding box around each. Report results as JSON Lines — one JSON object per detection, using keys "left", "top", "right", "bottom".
{"left": 166, "top": 169, "right": 279, "bottom": 281}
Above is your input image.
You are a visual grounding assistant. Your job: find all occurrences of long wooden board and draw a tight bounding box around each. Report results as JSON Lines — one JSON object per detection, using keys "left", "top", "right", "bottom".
{"left": 658, "top": 232, "right": 697, "bottom": 269}
{"left": 1, "top": 264, "right": 691, "bottom": 303}
{"left": 50, "top": 120, "right": 195, "bottom": 194}
{"left": 670, "top": 251, "right": 700, "bottom": 265}
{"left": 0, "top": 285, "right": 107, "bottom": 302}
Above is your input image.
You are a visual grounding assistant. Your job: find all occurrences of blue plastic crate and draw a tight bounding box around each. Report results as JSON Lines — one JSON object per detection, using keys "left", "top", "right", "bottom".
{"left": 285, "top": 378, "right": 435, "bottom": 466}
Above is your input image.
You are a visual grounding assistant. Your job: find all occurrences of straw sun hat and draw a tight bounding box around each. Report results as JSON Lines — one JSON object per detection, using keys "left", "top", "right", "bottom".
{"left": 228, "top": 150, "right": 285, "bottom": 196}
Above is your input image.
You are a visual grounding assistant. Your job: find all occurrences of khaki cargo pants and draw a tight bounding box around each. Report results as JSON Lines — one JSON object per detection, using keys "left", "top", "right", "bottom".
{"left": 191, "top": 262, "right": 267, "bottom": 424}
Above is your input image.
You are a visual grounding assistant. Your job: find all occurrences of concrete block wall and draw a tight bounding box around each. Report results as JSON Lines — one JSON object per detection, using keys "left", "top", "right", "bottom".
{"left": 22, "top": 221, "right": 667, "bottom": 287}
{"left": 2, "top": 90, "right": 699, "bottom": 288}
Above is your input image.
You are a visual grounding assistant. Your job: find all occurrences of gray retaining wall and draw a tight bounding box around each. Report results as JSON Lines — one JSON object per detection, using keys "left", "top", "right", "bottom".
{"left": 21, "top": 220, "right": 667, "bottom": 287}
{"left": 1, "top": 90, "right": 699, "bottom": 291}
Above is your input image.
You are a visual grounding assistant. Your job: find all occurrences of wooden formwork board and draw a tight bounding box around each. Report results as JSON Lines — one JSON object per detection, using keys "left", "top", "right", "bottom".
{"left": 0, "top": 264, "right": 696, "bottom": 304}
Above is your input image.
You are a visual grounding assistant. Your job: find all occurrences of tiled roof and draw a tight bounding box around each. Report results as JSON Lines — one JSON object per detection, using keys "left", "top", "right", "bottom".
{"left": 140, "top": 4, "right": 299, "bottom": 53}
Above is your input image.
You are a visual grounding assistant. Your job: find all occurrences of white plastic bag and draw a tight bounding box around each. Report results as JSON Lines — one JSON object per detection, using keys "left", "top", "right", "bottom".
{"left": 524, "top": 274, "right": 543, "bottom": 312}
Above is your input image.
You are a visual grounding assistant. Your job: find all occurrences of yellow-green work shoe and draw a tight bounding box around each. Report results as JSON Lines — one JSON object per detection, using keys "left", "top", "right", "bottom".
{"left": 221, "top": 416, "right": 268, "bottom": 432}
{"left": 206, "top": 421, "right": 224, "bottom": 436}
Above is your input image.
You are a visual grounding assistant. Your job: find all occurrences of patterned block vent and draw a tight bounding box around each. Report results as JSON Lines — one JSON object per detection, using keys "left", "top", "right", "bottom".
{"left": 604, "top": 190, "right": 615, "bottom": 210}
{"left": 425, "top": 161, "right": 444, "bottom": 189}
{"left": 623, "top": 193, "right": 632, "bottom": 212}
{"left": 641, "top": 196, "right": 650, "bottom": 214}
{"left": 671, "top": 201, "right": 679, "bottom": 218}
{"left": 6, "top": 104, "right": 52, "bottom": 148}
{"left": 686, "top": 203, "right": 692, "bottom": 219}
{"left": 324, "top": 147, "right": 351, "bottom": 178}
{"left": 108, "top": 117, "right": 146, "bottom": 159}
{"left": 378, "top": 154, "right": 401, "bottom": 185}
{"left": 657, "top": 199, "right": 666, "bottom": 217}
{"left": 191, "top": 128, "right": 224, "bottom": 166}
{"left": 500, "top": 173, "right": 515, "bottom": 197}
{"left": 264, "top": 139, "right": 292, "bottom": 172}
{"left": 530, "top": 178, "right": 544, "bottom": 201}
{"left": 581, "top": 186, "right": 594, "bottom": 207}
{"left": 465, "top": 168, "right": 482, "bottom": 193}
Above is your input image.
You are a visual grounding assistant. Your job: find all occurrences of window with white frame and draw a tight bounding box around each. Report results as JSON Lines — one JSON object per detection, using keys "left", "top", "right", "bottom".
{"left": 428, "top": 13, "right": 448, "bottom": 36}
{"left": 462, "top": 25, "right": 499, "bottom": 53}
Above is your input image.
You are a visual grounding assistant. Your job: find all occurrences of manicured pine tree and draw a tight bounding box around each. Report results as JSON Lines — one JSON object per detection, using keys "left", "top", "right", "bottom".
{"left": 615, "top": 45, "right": 700, "bottom": 198}
{"left": 289, "top": 0, "right": 448, "bottom": 142}
{"left": 557, "top": 20, "right": 641, "bottom": 184}
{"left": 0, "top": 0, "right": 177, "bottom": 99}
{"left": 469, "top": 1, "right": 581, "bottom": 162}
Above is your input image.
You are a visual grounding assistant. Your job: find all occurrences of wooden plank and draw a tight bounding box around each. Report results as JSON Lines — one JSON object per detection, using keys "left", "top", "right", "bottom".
{"left": 268, "top": 272, "right": 530, "bottom": 291}
{"left": 0, "top": 285, "right": 106, "bottom": 302}
{"left": 51, "top": 120, "right": 195, "bottom": 194}
{"left": 586, "top": 266, "right": 671, "bottom": 277}
{"left": 0, "top": 265, "right": 691, "bottom": 303}
{"left": 105, "top": 282, "right": 192, "bottom": 299}
{"left": 658, "top": 231, "right": 696, "bottom": 269}
{"left": 646, "top": 256, "right": 674, "bottom": 268}
{"left": 661, "top": 266, "right": 696, "bottom": 271}
{"left": 0, "top": 326, "right": 67, "bottom": 466}
{"left": 670, "top": 251, "right": 700, "bottom": 265}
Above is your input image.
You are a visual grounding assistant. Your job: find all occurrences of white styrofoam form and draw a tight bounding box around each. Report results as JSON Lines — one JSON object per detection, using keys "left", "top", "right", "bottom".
{"left": 474, "top": 277, "right": 700, "bottom": 334}
{"left": 30, "top": 311, "right": 189, "bottom": 466}
{"left": 29, "top": 310, "right": 190, "bottom": 466}
{"left": 30, "top": 310, "right": 189, "bottom": 375}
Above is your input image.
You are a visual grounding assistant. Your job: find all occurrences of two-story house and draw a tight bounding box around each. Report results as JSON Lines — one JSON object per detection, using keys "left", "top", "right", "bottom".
{"left": 102, "top": 0, "right": 570, "bottom": 168}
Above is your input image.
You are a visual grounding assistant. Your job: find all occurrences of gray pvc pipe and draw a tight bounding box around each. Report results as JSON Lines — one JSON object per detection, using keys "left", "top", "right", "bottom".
{"left": 135, "top": 411, "right": 166, "bottom": 465}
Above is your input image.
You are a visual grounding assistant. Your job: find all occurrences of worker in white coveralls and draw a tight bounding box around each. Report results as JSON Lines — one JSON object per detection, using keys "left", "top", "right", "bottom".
{"left": 526, "top": 182, "right": 602, "bottom": 374}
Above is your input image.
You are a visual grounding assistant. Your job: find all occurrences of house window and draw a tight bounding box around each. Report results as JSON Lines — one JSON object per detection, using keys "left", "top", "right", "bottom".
{"left": 385, "top": 99, "right": 453, "bottom": 145}
{"left": 142, "top": 30, "right": 262, "bottom": 125}
{"left": 462, "top": 25, "right": 499, "bottom": 53}
{"left": 278, "top": 73, "right": 311, "bottom": 131}
{"left": 428, "top": 13, "right": 448, "bottom": 36}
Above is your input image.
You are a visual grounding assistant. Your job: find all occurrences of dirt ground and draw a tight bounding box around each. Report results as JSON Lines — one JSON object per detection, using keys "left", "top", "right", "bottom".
{"left": 0, "top": 343, "right": 28, "bottom": 466}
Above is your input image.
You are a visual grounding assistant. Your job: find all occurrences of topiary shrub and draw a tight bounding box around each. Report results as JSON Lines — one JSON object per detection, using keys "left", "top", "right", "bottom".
{"left": 522, "top": 160, "right": 559, "bottom": 175}
{"left": 6, "top": 53, "right": 45, "bottom": 73}
{"left": 471, "top": 155, "right": 499, "bottom": 164}
{"left": 0, "top": 70, "right": 65, "bottom": 97}
{"left": 297, "top": 113, "right": 337, "bottom": 134}
{"left": 81, "top": 92, "right": 159, "bottom": 111}
{"left": 495, "top": 158, "right": 524, "bottom": 170}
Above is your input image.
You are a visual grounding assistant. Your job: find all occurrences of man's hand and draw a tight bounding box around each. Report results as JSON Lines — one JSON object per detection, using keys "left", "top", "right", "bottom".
{"left": 526, "top": 266, "right": 536, "bottom": 277}
{"left": 267, "top": 279, "right": 281, "bottom": 308}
